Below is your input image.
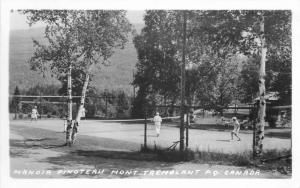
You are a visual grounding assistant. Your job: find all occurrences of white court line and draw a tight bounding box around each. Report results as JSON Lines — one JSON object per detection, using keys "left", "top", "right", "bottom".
{"left": 91, "top": 116, "right": 180, "bottom": 122}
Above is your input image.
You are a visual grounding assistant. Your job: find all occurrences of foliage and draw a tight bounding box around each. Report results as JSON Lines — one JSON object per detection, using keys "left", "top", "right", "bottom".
{"left": 202, "top": 10, "right": 291, "bottom": 104}
{"left": 9, "top": 86, "right": 21, "bottom": 114}
{"left": 84, "top": 89, "right": 132, "bottom": 118}
{"left": 133, "top": 11, "right": 181, "bottom": 95}
{"left": 116, "top": 91, "right": 130, "bottom": 118}
{"left": 12, "top": 84, "right": 131, "bottom": 118}
{"left": 23, "top": 84, "right": 60, "bottom": 96}
{"left": 132, "top": 10, "right": 291, "bottom": 118}
{"left": 132, "top": 10, "right": 244, "bottom": 116}
{"left": 132, "top": 11, "right": 182, "bottom": 117}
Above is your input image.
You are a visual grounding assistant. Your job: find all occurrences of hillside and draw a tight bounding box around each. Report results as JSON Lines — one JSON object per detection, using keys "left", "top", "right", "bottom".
{"left": 9, "top": 23, "right": 145, "bottom": 95}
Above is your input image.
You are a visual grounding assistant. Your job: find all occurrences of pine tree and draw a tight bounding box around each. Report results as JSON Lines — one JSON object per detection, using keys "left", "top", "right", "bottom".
{"left": 10, "top": 86, "right": 21, "bottom": 119}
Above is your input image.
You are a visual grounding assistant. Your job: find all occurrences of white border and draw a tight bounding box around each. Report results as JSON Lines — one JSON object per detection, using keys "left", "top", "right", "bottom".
{"left": 1, "top": 0, "right": 300, "bottom": 188}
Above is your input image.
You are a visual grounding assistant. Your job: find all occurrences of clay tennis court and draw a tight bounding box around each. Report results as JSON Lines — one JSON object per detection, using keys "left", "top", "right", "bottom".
{"left": 10, "top": 118, "right": 291, "bottom": 153}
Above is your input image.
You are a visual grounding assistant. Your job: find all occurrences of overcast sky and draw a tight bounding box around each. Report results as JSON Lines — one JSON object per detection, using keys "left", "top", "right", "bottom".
{"left": 10, "top": 10, "right": 145, "bottom": 30}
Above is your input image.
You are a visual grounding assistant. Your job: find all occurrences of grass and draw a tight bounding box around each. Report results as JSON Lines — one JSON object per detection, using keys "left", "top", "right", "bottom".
{"left": 140, "top": 145, "right": 291, "bottom": 175}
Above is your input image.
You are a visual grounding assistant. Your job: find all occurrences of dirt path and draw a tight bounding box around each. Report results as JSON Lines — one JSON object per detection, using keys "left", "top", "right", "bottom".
{"left": 10, "top": 121, "right": 290, "bottom": 179}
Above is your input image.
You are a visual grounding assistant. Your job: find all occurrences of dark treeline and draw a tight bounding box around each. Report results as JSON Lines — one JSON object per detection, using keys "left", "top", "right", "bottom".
{"left": 10, "top": 85, "right": 132, "bottom": 119}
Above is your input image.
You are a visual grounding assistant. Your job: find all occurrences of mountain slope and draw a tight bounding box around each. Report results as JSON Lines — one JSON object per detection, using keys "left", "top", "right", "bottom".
{"left": 9, "top": 24, "right": 144, "bottom": 95}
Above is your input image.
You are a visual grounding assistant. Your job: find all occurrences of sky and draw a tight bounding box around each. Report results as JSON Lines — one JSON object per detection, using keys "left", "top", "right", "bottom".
{"left": 10, "top": 10, "right": 145, "bottom": 30}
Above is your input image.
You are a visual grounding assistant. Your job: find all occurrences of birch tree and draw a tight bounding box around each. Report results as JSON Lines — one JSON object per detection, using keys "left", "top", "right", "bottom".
{"left": 69, "top": 11, "right": 131, "bottom": 144}
{"left": 23, "top": 10, "right": 84, "bottom": 145}
{"left": 197, "top": 10, "right": 291, "bottom": 157}
{"left": 23, "top": 10, "right": 131, "bottom": 146}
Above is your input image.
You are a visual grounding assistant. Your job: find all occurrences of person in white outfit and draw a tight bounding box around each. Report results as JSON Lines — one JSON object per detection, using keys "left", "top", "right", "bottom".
{"left": 231, "top": 117, "right": 241, "bottom": 141}
{"left": 153, "top": 112, "right": 162, "bottom": 137}
{"left": 31, "top": 106, "right": 39, "bottom": 121}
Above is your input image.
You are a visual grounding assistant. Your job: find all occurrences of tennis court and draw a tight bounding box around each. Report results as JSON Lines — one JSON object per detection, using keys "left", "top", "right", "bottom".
{"left": 10, "top": 118, "right": 291, "bottom": 154}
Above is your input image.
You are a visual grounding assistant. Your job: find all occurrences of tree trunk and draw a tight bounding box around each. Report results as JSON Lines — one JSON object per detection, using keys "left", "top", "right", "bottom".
{"left": 192, "top": 92, "right": 196, "bottom": 107}
{"left": 66, "top": 64, "right": 73, "bottom": 146}
{"left": 71, "top": 72, "right": 90, "bottom": 144}
{"left": 254, "top": 13, "right": 267, "bottom": 158}
{"left": 180, "top": 11, "right": 187, "bottom": 152}
{"left": 186, "top": 95, "right": 192, "bottom": 148}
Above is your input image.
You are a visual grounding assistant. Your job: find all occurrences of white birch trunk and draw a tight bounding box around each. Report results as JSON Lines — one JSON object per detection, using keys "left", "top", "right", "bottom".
{"left": 254, "top": 13, "right": 267, "bottom": 157}
{"left": 66, "top": 64, "right": 73, "bottom": 145}
{"left": 71, "top": 72, "right": 90, "bottom": 144}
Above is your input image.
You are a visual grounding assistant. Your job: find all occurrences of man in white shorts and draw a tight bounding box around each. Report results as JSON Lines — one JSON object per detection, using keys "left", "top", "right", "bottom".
{"left": 153, "top": 112, "right": 162, "bottom": 137}
{"left": 231, "top": 117, "right": 241, "bottom": 141}
{"left": 31, "top": 106, "right": 39, "bottom": 121}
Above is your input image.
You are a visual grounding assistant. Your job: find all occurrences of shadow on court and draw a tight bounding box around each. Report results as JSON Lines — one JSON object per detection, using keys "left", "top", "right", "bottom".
{"left": 10, "top": 138, "right": 67, "bottom": 151}
{"left": 264, "top": 130, "right": 291, "bottom": 139}
{"left": 10, "top": 123, "right": 142, "bottom": 153}
{"left": 10, "top": 125, "right": 176, "bottom": 178}
{"left": 43, "top": 149, "right": 175, "bottom": 178}
{"left": 188, "top": 124, "right": 291, "bottom": 139}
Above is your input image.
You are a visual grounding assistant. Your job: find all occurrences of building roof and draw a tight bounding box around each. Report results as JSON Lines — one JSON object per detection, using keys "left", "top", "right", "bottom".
{"left": 254, "top": 92, "right": 279, "bottom": 101}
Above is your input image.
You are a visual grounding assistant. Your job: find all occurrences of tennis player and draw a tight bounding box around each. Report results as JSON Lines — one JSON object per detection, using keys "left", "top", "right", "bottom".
{"left": 153, "top": 112, "right": 162, "bottom": 137}
{"left": 231, "top": 117, "right": 241, "bottom": 141}
{"left": 31, "top": 106, "right": 39, "bottom": 121}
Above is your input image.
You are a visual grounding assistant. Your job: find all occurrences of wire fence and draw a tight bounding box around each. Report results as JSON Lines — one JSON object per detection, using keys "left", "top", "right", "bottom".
{"left": 9, "top": 94, "right": 132, "bottom": 119}
{"left": 9, "top": 94, "right": 291, "bottom": 128}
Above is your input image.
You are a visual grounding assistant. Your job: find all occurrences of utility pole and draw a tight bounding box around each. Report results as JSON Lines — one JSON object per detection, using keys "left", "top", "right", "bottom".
{"left": 254, "top": 12, "right": 267, "bottom": 158}
{"left": 180, "top": 11, "right": 187, "bottom": 152}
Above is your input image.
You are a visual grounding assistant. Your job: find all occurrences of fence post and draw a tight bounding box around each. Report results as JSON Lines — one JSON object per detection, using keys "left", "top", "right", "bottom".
{"left": 39, "top": 93, "right": 42, "bottom": 119}
{"left": 144, "top": 105, "right": 147, "bottom": 149}
{"left": 105, "top": 95, "right": 108, "bottom": 119}
{"left": 185, "top": 107, "right": 189, "bottom": 148}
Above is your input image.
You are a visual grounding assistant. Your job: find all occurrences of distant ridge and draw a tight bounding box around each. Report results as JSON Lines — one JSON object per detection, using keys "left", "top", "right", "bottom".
{"left": 9, "top": 23, "right": 144, "bottom": 95}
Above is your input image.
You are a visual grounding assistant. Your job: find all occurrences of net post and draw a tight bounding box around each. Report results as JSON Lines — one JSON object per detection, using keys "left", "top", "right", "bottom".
{"left": 39, "top": 93, "right": 42, "bottom": 119}
{"left": 104, "top": 90, "right": 108, "bottom": 119}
